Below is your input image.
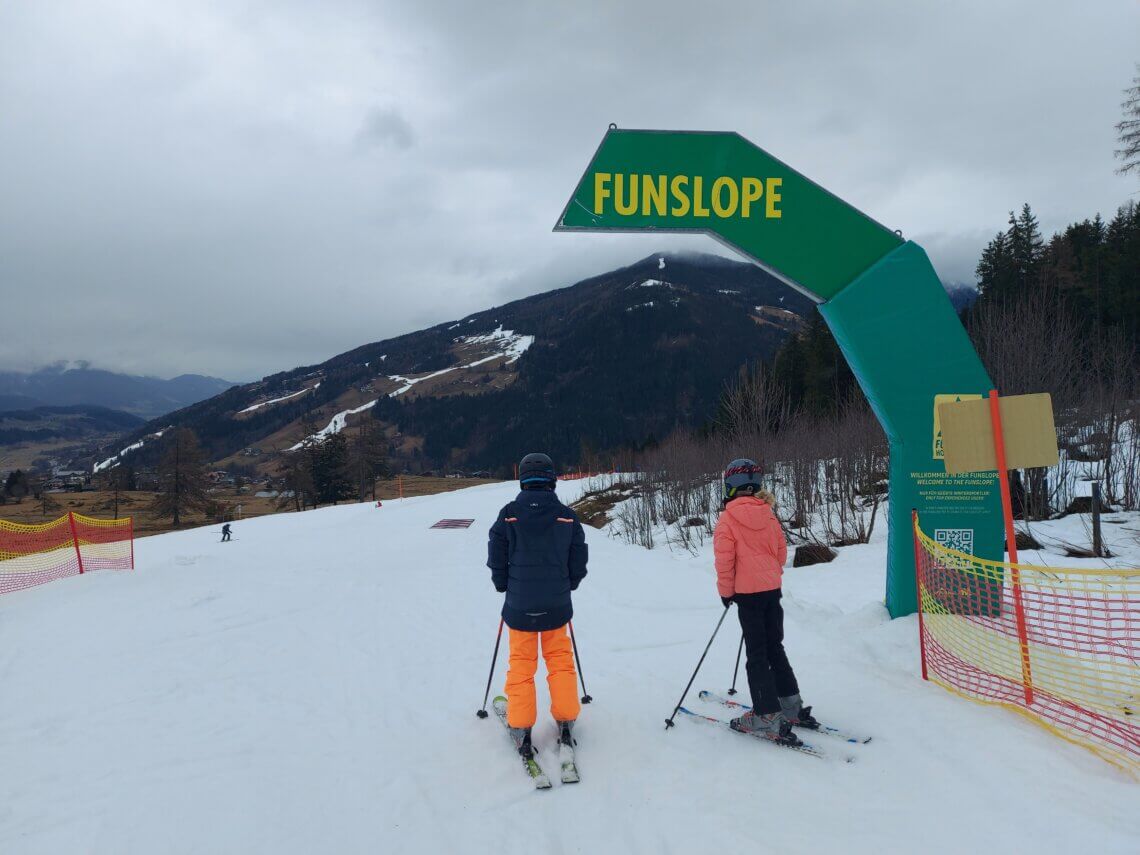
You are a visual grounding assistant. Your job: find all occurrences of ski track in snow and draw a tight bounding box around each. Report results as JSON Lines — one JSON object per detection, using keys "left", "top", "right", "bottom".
{"left": 0, "top": 481, "right": 1137, "bottom": 854}
{"left": 237, "top": 383, "right": 319, "bottom": 415}
{"left": 93, "top": 430, "right": 165, "bottom": 473}
{"left": 288, "top": 400, "right": 377, "bottom": 450}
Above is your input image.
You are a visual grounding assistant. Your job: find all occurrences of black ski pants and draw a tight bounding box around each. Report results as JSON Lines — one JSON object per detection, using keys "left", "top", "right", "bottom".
{"left": 736, "top": 589, "right": 799, "bottom": 715}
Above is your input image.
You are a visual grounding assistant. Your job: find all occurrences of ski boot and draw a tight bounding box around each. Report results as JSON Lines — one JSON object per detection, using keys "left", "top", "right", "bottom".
{"left": 730, "top": 710, "right": 802, "bottom": 746}
{"left": 779, "top": 694, "right": 820, "bottom": 730}
{"left": 511, "top": 726, "right": 536, "bottom": 760}
{"left": 556, "top": 719, "right": 575, "bottom": 749}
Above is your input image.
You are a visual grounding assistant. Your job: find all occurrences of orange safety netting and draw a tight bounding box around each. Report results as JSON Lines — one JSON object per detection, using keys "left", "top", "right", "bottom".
{"left": 0, "top": 512, "right": 133, "bottom": 594}
{"left": 913, "top": 513, "right": 1139, "bottom": 775}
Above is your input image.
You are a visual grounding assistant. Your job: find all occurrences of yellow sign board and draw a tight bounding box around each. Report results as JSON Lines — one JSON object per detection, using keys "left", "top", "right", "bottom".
{"left": 933, "top": 393, "right": 982, "bottom": 459}
{"left": 938, "top": 393, "right": 1059, "bottom": 475}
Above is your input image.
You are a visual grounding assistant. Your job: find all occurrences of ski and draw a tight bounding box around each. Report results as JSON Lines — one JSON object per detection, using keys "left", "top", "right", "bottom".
{"left": 678, "top": 707, "right": 854, "bottom": 762}
{"left": 555, "top": 724, "right": 579, "bottom": 784}
{"left": 698, "top": 690, "right": 872, "bottom": 745}
{"left": 492, "top": 696, "right": 552, "bottom": 789}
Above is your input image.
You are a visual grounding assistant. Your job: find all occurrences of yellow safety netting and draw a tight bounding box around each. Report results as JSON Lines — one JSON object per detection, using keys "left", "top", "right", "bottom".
{"left": 913, "top": 515, "right": 1139, "bottom": 775}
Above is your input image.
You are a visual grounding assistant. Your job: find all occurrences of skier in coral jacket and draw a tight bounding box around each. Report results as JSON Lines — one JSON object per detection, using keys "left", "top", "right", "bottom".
{"left": 714, "top": 458, "right": 818, "bottom": 745}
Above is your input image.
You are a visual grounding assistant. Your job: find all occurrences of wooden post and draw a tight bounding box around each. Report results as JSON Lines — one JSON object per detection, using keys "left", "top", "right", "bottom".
{"left": 67, "top": 511, "right": 85, "bottom": 575}
{"left": 129, "top": 516, "right": 135, "bottom": 570}
{"left": 988, "top": 389, "right": 1034, "bottom": 705}
{"left": 398, "top": 474, "right": 404, "bottom": 500}
{"left": 1091, "top": 481, "right": 1103, "bottom": 558}
{"left": 911, "top": 509, "right": 929, "bottom": 682}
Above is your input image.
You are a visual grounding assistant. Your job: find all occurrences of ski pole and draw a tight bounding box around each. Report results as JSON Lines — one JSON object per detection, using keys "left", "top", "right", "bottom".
{"left": 568, "top": 620, "right": 592, "bottom": 704}
{"left": 727, "top": 633, "right": 744, "bottom": 696}
{"left": 665, "top": 604, "right": 731, "bottom": 729}
{"left": 475, "top": 618, "right": 505, "bottom": 719}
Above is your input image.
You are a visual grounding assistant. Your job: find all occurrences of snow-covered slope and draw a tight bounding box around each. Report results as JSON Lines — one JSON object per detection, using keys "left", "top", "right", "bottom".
{"left": 1, "top": 480, "right": 1136, "bottom": 854}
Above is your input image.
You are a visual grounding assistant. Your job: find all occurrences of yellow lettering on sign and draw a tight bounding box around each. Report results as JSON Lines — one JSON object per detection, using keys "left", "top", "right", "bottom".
{"left": 594, "top": 173, "right": 612, "bottom": 216}
{"left": 643, "top": 174, "right": 667, "bottom": 216}
{"left": 670, "top": 175, "right": 690, "bottom": 216}
{"left": 692, "top": 176, "right": 710, "bottom": 218}
{"left": 765, "top": 178, "right": 782, "bottom": 219}
{"left": 615, "top": 173, "right": 638, "bottom": 216}
{"left": 711, "top": 177, "right": 739, "bottom": 217}
{"left": 741, "top": 177, "right": 763, "bottom": 218}
{"left": 595, "top": 173, "right": 782, "bottom": 220}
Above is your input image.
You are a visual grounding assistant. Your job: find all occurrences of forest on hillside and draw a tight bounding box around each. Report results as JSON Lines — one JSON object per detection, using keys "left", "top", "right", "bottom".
{"left": 607, "top": 196, "right": 1140, "bottom": 556}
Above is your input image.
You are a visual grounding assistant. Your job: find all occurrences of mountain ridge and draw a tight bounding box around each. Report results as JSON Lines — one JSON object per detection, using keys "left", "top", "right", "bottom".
{"left": 90, "top": 251, "right": 820, "bottom": 474}
{"left": 0, "top": 367, "right": 237, "bottom": 421}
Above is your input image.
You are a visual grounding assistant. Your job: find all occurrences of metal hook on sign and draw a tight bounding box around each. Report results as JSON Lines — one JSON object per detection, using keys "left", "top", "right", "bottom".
{"left": 608, "top": 123, "right": 618, "bottom": 130}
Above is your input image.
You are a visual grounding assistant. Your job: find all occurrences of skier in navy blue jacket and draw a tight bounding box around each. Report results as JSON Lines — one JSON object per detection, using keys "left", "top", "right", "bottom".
{"left": 488, "top": 453, "right": 588, "bottom": 751}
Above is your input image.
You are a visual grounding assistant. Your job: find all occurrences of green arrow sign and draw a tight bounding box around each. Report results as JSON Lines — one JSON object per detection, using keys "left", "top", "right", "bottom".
{"left": 555, "top": 127, "right": 904, "bottom": 300}
{"left": 556, "top": 126, "right": 1003, "bottom": 618}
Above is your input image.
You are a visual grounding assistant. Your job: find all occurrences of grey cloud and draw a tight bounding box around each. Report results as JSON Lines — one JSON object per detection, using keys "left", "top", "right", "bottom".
{"left": 0, "top": 0, "right": 1136, "bottom": 380}
{"left": 357, "top": 107, "right": 415, "bottom": 151}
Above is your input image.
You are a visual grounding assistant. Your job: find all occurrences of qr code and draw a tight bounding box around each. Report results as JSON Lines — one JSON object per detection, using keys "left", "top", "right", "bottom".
{"left": 935, "top": 528, "right": 975, "bottom": 554}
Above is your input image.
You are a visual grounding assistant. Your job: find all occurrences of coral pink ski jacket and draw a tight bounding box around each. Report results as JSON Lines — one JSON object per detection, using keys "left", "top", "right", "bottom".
{"left": 713, "top": 495, "right": 787, "bottom": 598}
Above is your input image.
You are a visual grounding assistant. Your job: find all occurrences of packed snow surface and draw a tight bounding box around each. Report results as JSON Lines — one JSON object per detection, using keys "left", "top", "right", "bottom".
{"left": 1, "top": 479, "right": 1137, "bottom": 854}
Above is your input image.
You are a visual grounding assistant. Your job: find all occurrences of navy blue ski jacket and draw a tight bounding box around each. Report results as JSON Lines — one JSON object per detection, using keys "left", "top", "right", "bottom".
{"left": 487, "top": 490, "right": 588, "bottom": 632}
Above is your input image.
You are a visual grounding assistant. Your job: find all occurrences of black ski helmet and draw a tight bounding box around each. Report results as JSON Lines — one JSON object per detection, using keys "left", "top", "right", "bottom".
{"left": 519, "top": 452, "right": 557, "bottom": 490}
{"left": 723, "top": 458, "right": 762, "bottom": 501}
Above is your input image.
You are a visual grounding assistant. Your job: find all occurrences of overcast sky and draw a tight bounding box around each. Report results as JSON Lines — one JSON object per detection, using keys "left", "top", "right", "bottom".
{"left": 1, "top": 1, "right": 1136, "bottom": 381}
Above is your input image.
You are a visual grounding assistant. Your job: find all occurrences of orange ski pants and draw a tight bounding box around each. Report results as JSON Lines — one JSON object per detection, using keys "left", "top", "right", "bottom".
{"left": 504, "top": 624, "right": 580, "bottom": 729}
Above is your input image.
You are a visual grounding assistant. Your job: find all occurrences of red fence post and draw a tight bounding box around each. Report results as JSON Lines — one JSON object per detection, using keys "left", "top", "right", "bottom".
{"left": 989, "top": 389, "right": 1034, "bottom": 705}
{"left": 67, "top": 511, "right": 85, "bottom": 575}
{"left": 911, "top": 509, "right": 929, "bottom": 682}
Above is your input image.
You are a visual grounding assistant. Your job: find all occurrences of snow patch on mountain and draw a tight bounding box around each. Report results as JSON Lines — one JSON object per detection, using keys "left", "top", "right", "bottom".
{"left": 93, "top": 430, "right": 166, "bottom": 473}
{"left": 238, "top": 383, "right": 320, "bottom": 415}
{"left": 457, "top": 326, "right": 534, "bottom": 365}
{"left": 386, "top": 366, "right": 459, "bottom": 398}
{"left": 288, "top": 400, "right": 377, "bottom": 450}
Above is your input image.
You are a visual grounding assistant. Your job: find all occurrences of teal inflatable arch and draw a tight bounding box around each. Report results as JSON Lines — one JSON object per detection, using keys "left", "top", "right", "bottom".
{"left": 556, "top": 127, "right": 1001, "bottom": 616}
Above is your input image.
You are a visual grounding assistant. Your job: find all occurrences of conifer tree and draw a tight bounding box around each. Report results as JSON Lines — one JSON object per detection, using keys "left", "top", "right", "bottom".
{"left": 1008, "top": 203, "right": 1043, "bottom": 290}
{"left": 4, "top": 470, "right": 30, "bottom": 503}
{"left": 349, "top": 416, "right": 390, "bottom": 500}
{"left": 149, "top": 428, "right": 211, "bottom": 527}
{"left": 312, "top": 433, "right": 353, "bottom": 505}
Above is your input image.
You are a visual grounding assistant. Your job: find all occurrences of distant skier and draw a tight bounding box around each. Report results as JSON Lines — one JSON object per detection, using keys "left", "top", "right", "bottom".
{"left": 487, "top": 453, "right": 588, "bottom": 759}
{"left": 714, "top": 458, "right": 817, "bottom": 745}
{"left": 221, "top": 523, "right": 232, "bottom": 542}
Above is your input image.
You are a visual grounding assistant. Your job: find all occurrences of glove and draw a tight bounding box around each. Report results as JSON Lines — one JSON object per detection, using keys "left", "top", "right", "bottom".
{"left": 721, "top": 595, "right": 734, "bottom": 608}
{"left": 495, "top": 584, "right": 507, "bottom": 593}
